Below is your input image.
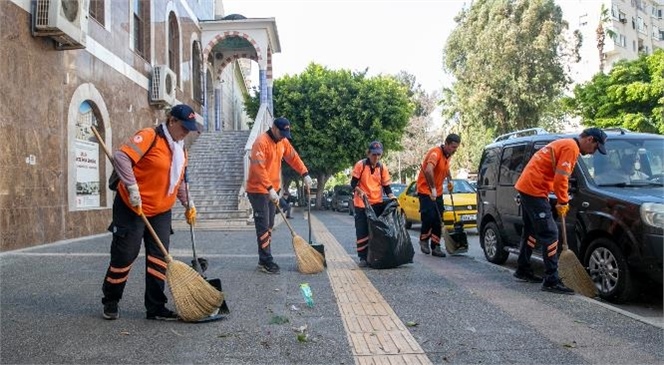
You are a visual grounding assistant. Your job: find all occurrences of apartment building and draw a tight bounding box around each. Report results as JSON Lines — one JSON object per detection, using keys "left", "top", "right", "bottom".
{"left": 559, "top": 0, "right": 664, "bottom": 85}
{"left": 0, "top": 0, "right": 279, "bottom": 250}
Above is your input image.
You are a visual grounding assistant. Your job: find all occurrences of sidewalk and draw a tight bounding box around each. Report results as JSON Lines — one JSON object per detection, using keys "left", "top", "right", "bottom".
{"left": 1, "top": 209, "right": 662, "bottom": 364}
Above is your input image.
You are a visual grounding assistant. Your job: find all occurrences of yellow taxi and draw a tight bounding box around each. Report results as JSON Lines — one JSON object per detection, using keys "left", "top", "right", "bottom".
{"left": 397, "top": 179, "right": 478, "bottom": 230}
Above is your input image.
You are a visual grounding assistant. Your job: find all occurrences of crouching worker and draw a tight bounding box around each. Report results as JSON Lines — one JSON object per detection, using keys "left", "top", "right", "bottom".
{"left": 351, "top": 141, "right": 395, "bottom": 268}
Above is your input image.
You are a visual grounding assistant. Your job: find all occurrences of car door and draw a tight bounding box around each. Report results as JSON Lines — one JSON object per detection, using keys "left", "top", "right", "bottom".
{"left": 495, "top": 143, "right": 530, "bottom": 246}
{"left": 401, "top": 182, "right": 420, "bottom": 222}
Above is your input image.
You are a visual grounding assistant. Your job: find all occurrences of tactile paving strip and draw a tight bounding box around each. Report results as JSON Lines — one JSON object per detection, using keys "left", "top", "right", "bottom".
{"left": 310, "top": 216, "right": 432, "bottom": 365}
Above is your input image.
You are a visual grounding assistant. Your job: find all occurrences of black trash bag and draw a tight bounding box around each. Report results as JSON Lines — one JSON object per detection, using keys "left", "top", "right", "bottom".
{"left": 364, "top": 196, "right": 414, "bottom": 269}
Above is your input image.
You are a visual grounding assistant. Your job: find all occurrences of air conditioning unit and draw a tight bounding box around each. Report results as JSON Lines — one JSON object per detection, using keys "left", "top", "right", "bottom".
{"left": 150, "top": 65, "right": 177, "bottom": 107}
{"left": 33, "top": 0, "right": 88, "bottom": 50}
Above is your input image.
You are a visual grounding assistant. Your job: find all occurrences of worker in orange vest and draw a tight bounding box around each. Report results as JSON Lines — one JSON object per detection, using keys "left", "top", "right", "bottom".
{"left": 513, "top": 128, "right": 607, "bottom": 294}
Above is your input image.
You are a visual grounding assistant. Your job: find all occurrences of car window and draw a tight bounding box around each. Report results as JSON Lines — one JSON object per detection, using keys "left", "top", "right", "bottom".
{"left": 499, "top": 144, "right": 528, "bottom": 186}
{"left": 406, "top": 182, "right": 417, "bottom": 196}
{"left": 581, "top": 138, "right": 664, "bottom": 186}
{"left": 444, "top": 179, "right": 474, "bottom": 194}
{"left": 478, "top": 147, "right": 500, "bottom": 188}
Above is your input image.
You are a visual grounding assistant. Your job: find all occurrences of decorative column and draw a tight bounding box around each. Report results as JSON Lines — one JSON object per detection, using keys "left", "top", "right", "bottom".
{"left": 214, "top": 85, "right": 222, "bottom": 131}
{"left": 267, "top": 85, "right": 273, "bottom": 114}
{"left": 202, "top": 64, "right": 208, "bottom": 131}
{"left": 259, "top": 69, "right": 268, "bottom": 106}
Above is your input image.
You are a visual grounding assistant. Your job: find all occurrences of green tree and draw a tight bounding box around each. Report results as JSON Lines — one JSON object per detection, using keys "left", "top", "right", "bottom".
{"left": 563, "top": 50, "right": 664, "bottom": 134}
{"left": 246, "top": 63, "right": 414, "bottom": 207}
{"left": 383, "top": 71, "right": 442, "bottom": 183}
{"left": 443, "top": 0, "right": 572, "bottom": 136}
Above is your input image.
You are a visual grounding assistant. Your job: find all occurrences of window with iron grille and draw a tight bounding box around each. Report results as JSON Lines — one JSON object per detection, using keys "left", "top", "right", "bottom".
{"left": 168, "top": 12, "right": 180, "bottom": 88}
{"left": 133, "top": 0, "right": 150, "bottom": 60}
{"left": 192, "top": 42, "right": 203, "bottom": 103}
{"left": 89, "top": 0, "right": 104, "bottom": 26}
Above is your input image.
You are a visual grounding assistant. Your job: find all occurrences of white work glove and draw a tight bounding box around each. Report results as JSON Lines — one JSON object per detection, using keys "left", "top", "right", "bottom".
{"left": 268, "top": 188, "right": 280, "bottom": 203}
{"left": 430, "top": 187, "right": 437, "bottom": 200}
{"left": 303, "top": 175, "right": 313, "bottom": 190}
{"left": 126, "top": 184, "right": 142, "bottom": 207}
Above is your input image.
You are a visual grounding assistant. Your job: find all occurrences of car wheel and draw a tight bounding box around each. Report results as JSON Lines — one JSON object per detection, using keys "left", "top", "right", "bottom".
{"left": 584, "top": 237, "right": 635, "bottom": 303}
{"left": 481, "top": 222, "right": 509, "bottom": 264}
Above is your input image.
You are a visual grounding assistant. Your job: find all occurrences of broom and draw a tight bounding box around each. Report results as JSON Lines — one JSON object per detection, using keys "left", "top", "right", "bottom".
{"left": 558, "top": 214, "right": 597, "bottom": 298}
{"left": 274, "top": 199, "right": 325, "bottom": 274}
{"left": 434, "top": 203, "right": 459, "bottom": 255}
{"left": 91, "top": 126, "right": 223, "bottom": 321}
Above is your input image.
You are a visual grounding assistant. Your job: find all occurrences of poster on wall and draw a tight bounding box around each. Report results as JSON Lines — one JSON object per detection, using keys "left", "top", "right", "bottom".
{"left": 75, "top": 101, "right": 101, "bottom": 208}
{"left": 75, "top": 141, "right": 100, "bottom": 207}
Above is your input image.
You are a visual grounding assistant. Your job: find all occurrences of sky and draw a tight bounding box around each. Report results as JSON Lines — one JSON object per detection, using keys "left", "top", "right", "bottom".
{"left": 221, "top": 0, "right": 468, "bottom": 95}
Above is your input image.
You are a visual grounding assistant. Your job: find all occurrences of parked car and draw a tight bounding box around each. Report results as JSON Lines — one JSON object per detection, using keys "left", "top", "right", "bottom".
{"left": 383, "top": 183, "right": 407, "bottom": 202}
{"left": 397, "top": 179, "right": 478, "bottom": 230}
{"left": 322, "top": 190, "right": 333, "bottom": 210}
{"left": 476, "top": 127, "right": 663, "bottom": 303}
{"left": 331, "top": 185, "right": 353, "bottom": 212}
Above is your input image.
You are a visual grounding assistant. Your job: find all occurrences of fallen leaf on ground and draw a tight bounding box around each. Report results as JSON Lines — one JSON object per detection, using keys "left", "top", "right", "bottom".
{"left": 406, "top": 321, "right": 418, "bottom": 327}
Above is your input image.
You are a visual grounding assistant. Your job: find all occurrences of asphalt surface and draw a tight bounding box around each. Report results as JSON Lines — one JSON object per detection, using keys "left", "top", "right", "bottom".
{"left": 1, "top": 209, "right": 662, "bottom": 364}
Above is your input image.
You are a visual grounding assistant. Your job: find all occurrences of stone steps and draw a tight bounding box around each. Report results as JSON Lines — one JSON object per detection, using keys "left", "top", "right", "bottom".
{"left": 172, "top": 130, "right": 251, "bottom": 221}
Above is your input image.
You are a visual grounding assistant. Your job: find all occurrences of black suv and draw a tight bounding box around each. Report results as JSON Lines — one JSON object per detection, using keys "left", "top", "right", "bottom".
{"left": 476, "top": 128, "right": 663, "bottom": 303}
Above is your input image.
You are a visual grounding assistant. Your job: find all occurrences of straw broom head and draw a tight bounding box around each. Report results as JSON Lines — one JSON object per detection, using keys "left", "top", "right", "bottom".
{"left": 293, "top": 234, "right": 325, "bottom": 274}
{"left": 166, "top": 259, "right": 224, "bottom": 322}
{"left": 558, "top": 248, "right": 597, "bottom": 298}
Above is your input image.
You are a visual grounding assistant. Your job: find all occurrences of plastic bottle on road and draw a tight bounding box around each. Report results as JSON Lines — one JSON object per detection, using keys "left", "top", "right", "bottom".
{"left": 300, "top": 283, "right": 314, "bottom": 307}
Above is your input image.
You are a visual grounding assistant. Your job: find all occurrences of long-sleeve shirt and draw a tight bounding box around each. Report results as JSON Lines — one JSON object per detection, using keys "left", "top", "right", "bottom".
{"left": 246, "top": 131, "right": 308, "bottom": 194}
{"left": 515, "top": 138, "right": 580, "bottom": 204}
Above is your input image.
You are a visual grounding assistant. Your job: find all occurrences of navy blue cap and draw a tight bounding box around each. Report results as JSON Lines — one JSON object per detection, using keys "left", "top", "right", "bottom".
{"left": 274, "top": 117, "right": 292, "bottom": 139}
{"left": 170, "top": 104, "right": 201, "bottom": 132}
{"left": 368, "top": 141, "right": 383, "bottom": 154}
{"left": 583, "top": 127, "right": 607, "bottom": 154}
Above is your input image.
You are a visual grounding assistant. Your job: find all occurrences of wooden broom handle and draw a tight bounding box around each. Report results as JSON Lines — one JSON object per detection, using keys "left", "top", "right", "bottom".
{"left": 560, "top": 213, "right": 569, "bottom": 251}
{"left": 91, "top": 126, "right": 171, "bottom": 260}
{"left": 139, "top": 213, "right": 172, "bottom": 261}
{"left": 274, "top": 200, "right": 297, "bottom": 238}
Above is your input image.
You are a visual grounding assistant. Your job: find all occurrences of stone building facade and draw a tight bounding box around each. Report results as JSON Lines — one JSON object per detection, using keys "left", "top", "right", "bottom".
{"left": 0, "top": 0, "right": 258, "bottom": 251}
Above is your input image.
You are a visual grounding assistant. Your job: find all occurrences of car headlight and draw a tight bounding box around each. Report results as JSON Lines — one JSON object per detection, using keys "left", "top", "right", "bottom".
{"left": 640, "top": 203, "right": 664, "bottom": 229}
{"left": 443, "top": 205, "right": 454, "bottom": 211}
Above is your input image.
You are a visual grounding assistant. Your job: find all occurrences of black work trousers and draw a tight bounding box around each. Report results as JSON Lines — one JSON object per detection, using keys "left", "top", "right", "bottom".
{"left": 101, "top": 195, "right": 172, "bottom": 314}
{"left": 418, "top": 194, "right": 444, "bottom": 248}
{"left": 516, "top": 192, "right": 560, "bottom": 286}
{"left": 248, "top": 192, "right": 276, "bottom": 264}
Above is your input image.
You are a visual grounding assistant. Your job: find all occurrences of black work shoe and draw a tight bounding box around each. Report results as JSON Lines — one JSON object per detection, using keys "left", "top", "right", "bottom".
{"left": 541, "top": 281, "right": 575, "bottom": 295}
{"left": 419, "top": 240, "right": 431, "bottom": 254}
{"left": 258, "top": 261, "right": 280, "bottom": 274}
{"left": 358, "top": 258, "right": 369, "bottom": 268}
{"left": 146, "top": 307, "right": 179, "bottom": 321}
{"left": 513, "top": 271, "right": 543, "bottom": 283}
{"left": 102, "top": 301, "right": 119, "bottom": 320}
{"left": 431, "top": 246, "right": 446, "bottom": 257}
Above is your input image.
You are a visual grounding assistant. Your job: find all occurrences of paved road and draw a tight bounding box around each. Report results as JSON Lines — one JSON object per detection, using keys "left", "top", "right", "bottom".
{"left": 1, "top": 209, "right": 662, "bottom": 364}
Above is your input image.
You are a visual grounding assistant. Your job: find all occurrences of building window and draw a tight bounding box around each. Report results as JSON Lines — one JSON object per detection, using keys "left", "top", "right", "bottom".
{"left": 168, "top": 12, "right": 180, "bottom": 87}
{"left": 192, "top": 41, "right": 203, "bottom": 103}
{"left": 89, "top": 0, "right": 105, "bottom": 26}
{"left": 133, "top": 0, "right": 150, "bottom": 60}
{"left": 615, "top": 33, "right": 627, "bottom": 47}
{"left": 637, "top": 16, "right": 646, "bottom": 33}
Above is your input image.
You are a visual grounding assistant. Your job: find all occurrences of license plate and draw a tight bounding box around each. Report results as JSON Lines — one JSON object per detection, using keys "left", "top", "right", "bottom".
{"left": 461, "top": 214, "right": 476, "bottom": 222}
{"left": 342, "top": 202, "right": 348, "bottom": 207}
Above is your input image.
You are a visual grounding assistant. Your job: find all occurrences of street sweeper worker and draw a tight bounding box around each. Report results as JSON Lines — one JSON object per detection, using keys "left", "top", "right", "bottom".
{"left": 513, "top": 127, "right": 606, "bottom": 294}
{"left": 350, "top": 141, "right": 395, "bottom": 268}
{"left": 246, "top": 117, "right": 312, "bottom": 274}
{"left": 416, "top": 134, "right": 461, "bottom": 258}
{"left": 101, "top": 104, "right": 201, "bottom": 321}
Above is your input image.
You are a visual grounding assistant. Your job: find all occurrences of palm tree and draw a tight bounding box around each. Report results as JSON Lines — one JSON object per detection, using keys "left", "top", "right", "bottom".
{"left": 596, "top": 4, "right": 617, "bottom": 73}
